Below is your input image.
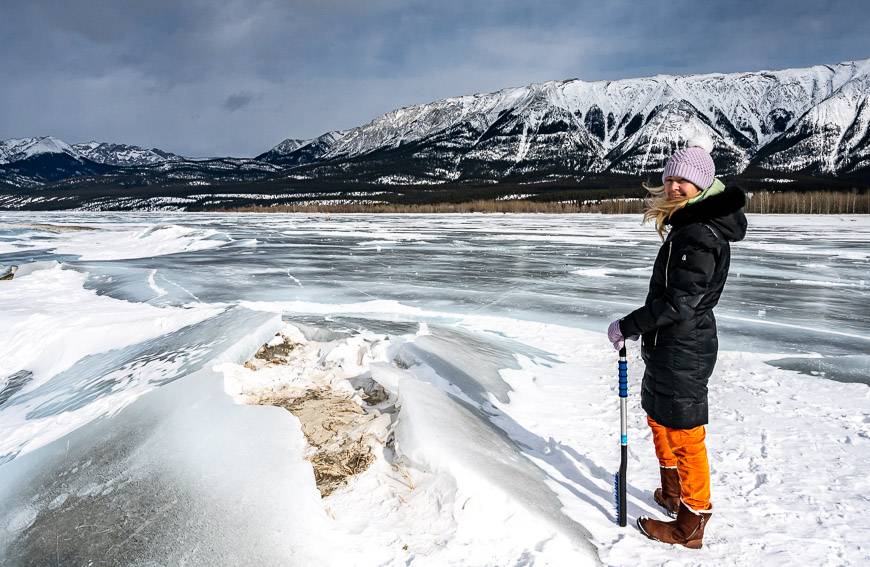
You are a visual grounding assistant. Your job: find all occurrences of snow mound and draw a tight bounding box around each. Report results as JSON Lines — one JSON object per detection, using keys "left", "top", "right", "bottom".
{"left": 218, "top": 320, "right": 600, "bottom": 564}
{"left": 46, "top": 223, "right": 234, "bottom": 260}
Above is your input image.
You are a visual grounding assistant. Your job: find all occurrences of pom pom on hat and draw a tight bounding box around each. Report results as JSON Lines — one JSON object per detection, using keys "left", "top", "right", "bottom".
{"left": 662, "top": 133, "right": 716, "bottom": 189}
{"left": 687, "top": 133, "right": 714, "bottom": 154}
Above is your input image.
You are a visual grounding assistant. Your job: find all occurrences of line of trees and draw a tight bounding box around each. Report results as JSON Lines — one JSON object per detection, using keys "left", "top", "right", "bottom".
{"left": 743, "top": 191, "right": 869, "bottom": 214}
{"left": 222, "top": 190, "right": 869, "bottom": 214}
{"left": 223, "top": 199, "right": 639, "bottom": 214}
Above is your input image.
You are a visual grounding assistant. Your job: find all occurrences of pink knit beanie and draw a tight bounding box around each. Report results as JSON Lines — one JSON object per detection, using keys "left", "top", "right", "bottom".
{"left": 662, "top": 136, "right": 715, "bottom": 189}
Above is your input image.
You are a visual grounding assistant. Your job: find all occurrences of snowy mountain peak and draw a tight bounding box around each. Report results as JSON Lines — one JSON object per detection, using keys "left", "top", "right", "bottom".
{"left": 0, "top": 136, "right": 82, "bottom": 164}
{"left": 0, "top": 137, "right": 182, "bottom": 167}
{"left": 71, "top": 141, "right": 182, "bottom": 166}
{"left": 270, "top": 138, "right": 310, "bottom": 153}
{"left": 25, "top": 136, "right": 76, "bottom": 157}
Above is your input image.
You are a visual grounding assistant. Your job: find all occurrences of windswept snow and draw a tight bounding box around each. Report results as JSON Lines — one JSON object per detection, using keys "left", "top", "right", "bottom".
{"left": 0, "top": 262, "right": 222, "bottom": 461}
{"left": 35, "top": 223, "right": 233, "bottom": 260}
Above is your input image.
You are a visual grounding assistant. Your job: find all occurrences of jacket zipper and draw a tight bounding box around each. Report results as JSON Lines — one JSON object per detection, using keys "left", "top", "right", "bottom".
{"left": 654, "top": 241, "right": 674, "bottom": 348}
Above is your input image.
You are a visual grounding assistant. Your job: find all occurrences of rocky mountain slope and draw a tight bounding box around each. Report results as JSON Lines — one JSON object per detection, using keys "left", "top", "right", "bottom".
{"left": 71, "top": 142, "right": 182, "bottom": 166}
{"left": 258, "top": 59, "right": 870, "bottom": 184}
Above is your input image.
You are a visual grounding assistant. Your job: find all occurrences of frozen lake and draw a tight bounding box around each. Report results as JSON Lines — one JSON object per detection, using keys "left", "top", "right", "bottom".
{"left": 2, "top": 213, "right": 867, "bottom": 357}
{"left": 1, "top": 212, "right": 868, "bottom": 565}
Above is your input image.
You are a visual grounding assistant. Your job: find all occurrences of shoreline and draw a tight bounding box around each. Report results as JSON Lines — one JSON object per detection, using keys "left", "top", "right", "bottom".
{"left": 214, "top": 190, "right": 870, "bottom": 215}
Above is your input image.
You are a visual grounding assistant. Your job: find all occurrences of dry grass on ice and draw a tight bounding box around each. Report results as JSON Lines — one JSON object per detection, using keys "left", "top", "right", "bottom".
{"left": 258, "top": 389, "right": 376, "bottom": 497}
{"left": 243, "top": 334, "right": 388, "bottom": 497}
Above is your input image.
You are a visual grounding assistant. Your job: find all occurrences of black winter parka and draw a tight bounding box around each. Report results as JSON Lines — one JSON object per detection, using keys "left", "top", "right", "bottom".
{"left": 619, "top": 185, "right": 747, "bottom": 429}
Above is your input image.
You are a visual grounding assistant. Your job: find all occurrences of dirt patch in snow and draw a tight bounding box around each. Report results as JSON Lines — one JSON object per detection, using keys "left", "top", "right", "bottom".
{"left": 244, "top": 337, "right": 299, "bottom": 368}
{"left": 256, "top": 388, "right": 378, "bottom": 496}
{"left": 244, "top": 333, "right": 388, "bottom": 497}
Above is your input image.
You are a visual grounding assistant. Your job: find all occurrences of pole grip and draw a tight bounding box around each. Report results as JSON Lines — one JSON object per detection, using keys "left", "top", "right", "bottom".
{"left": 618, "top": 347, "right": 628, "bottom": 399}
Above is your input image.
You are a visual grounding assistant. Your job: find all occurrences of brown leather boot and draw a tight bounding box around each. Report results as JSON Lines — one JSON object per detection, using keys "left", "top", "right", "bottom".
{"left": 637, "top": 501, "right": 712, "bottom": 549}
{"left": 653, "top": 466, "right": 680, "bottom": 517}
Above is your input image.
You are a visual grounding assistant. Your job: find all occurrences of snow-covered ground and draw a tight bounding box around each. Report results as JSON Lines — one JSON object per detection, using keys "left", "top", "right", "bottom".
{"left": 0, "top": 212, "right": 867, "bottom": 565}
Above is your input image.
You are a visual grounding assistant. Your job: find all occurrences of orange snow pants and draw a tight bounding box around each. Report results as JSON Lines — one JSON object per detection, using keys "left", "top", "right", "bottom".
{"left": 647, "top": 415, "right": 711, "bottom": 511}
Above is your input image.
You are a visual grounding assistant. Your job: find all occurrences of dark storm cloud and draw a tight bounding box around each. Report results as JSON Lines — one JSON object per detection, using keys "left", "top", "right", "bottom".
{"left": 1, "top": 0, "right": 867, "bottom": 156}
{"left": 223, "top": 92, "right": 256, "bottom": 112}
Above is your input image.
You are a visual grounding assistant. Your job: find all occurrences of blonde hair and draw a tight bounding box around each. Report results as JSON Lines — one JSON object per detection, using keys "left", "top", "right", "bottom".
{"left": 642, "top": 183, "right": 692, "bottom": 240}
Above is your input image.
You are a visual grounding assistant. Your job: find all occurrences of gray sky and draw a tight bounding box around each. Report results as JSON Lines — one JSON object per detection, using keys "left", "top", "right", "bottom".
{"left": 1, "top": 0, "right": 867, "bottom": 157}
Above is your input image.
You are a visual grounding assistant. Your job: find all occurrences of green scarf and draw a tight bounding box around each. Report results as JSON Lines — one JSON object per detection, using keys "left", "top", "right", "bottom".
{"left": 687, "top": 178, "right": 725, "bottom": 205}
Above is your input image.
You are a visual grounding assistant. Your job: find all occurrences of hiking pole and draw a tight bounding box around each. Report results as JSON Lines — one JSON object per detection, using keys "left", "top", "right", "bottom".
{"left": 615, "top": 345, "right": 628, "bottom": 526}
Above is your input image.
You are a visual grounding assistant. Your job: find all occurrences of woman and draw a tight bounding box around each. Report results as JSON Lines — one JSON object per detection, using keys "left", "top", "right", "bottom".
{"left": 607, "top": 137, "right": 747, "bottom": 549}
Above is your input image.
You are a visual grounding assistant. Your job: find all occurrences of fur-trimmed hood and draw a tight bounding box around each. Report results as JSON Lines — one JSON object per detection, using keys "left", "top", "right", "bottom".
{"left": 667, "top": 185, "right": 748, "bottom": 242}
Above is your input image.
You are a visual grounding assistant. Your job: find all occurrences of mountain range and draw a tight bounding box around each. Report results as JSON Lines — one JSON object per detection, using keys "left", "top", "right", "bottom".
{"left": 255, "top": 58, "right": 870, "bottom": 184}
{"left": 2, "top": 58, "right": 868, "bottom": 209}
